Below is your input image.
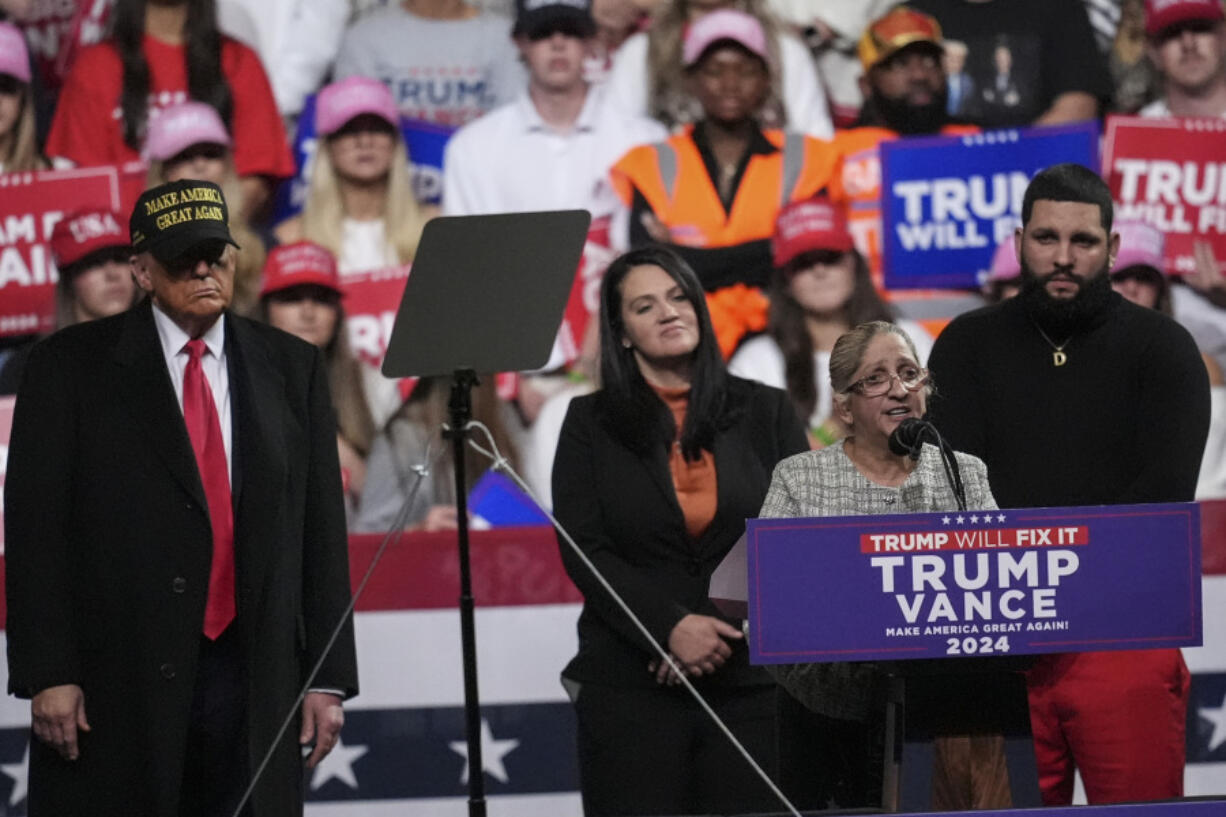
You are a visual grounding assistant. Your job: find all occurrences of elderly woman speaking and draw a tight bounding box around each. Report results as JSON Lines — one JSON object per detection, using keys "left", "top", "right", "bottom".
{"left": 759, "top": 320, "right": 1017, "bottom": 811}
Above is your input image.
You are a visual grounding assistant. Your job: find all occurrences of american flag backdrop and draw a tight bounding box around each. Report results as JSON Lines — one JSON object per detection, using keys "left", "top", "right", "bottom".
{"left": 0, "top": 503, "right": 1221, "bottom": 812}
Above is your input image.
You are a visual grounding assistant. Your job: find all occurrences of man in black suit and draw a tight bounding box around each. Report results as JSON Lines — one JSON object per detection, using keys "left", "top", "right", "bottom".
{"left": 4, "top": 179, "right": 358, "bottom": 816}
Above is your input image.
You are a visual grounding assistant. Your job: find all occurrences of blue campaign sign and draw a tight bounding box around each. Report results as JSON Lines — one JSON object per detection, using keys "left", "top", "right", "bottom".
{"left": 879, "top": 122, "right": 1099, "bottom": 290}
{"left": 271, "top": 93, "right": 455, "bottom": 224}
{"left": 747, "top": 503, "right": 1201, "bottom": 664}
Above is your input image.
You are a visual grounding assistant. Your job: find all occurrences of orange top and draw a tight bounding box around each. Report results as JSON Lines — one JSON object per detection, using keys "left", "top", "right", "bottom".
{"left": 652, "top": 383, "right": 717, "bottom": 540}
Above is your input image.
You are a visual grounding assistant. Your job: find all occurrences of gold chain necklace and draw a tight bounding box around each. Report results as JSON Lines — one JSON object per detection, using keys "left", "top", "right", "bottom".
{"left": 1034, "top": 323, "right": 1071, "bottom": 367}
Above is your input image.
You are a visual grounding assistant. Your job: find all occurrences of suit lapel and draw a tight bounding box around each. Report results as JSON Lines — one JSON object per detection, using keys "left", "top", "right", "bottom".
{"left": 643, "top": 441, "right": 684, "bottom": 519}
{"left": 112, "top": 300, "right": 207, "bottom": 510}
{"left": 226, "top": 316, "right": 288, "bottom": 586}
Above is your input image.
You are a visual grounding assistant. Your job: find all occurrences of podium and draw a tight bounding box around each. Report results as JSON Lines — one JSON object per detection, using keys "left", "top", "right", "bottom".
{"left": 721, "top": 503, "right": 1204, "bottom": 812}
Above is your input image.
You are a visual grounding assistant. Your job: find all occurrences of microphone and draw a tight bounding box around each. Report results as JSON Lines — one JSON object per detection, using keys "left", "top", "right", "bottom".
{"left": 888, "top": 417, "right": 929, "bottom": 459}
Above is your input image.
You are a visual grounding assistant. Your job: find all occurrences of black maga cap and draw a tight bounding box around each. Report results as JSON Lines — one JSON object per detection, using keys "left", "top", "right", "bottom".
{"left": 129, "top": 179, "right": 239, "bottom": 262}
{"left": 513, "top": 0, "right": 596, "bottom": 38}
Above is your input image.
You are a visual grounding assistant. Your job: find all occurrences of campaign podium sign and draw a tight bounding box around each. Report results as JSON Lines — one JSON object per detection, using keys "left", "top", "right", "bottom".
{"left": 879, "top": 122, "right": 1099, "bottom": 290}
{"left": 1103, "top": 114, "right": 1226, "bottom": 277}
{"left": 747, "top": 503, "right": 1201, "bottom": 665}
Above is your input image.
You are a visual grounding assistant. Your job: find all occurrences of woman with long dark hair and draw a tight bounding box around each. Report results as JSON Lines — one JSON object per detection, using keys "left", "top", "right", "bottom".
{"left": 552, "top": 246, "right": 807, "bottom": 815}
{"left": 730, "top": 199, "right": 932, "bottom": 447}
{"left": 45, "top": 0, "right": 293, "bottom": 216}
{"left": 256, "top": 241, "right": 376, "bottom": 517}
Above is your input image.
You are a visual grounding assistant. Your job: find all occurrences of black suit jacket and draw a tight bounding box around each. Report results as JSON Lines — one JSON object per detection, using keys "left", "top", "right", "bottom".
{"left": 4, "top": 300, "right": 358, "bottom": 817}
{"left": 552, "top": 377, "right": 807, "bottom": 688}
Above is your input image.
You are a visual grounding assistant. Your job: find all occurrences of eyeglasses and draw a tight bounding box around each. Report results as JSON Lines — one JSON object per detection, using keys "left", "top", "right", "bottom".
{"left": 846, "top": 366, "right": 929, "bottom": 397}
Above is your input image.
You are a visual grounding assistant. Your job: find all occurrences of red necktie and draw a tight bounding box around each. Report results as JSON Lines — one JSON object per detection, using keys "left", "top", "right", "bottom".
{"left": 182, "top": 339, "right": 236, "bottom": 639}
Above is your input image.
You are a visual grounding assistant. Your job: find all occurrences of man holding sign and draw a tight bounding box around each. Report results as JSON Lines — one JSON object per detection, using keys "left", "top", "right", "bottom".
{"left": 927, "top": 163, "right": 1209, "bottom": 805}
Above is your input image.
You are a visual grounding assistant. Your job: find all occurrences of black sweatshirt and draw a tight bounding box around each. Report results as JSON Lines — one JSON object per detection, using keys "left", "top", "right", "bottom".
{"left": 926, "top": 292, "right": 1210, "bottom": 508}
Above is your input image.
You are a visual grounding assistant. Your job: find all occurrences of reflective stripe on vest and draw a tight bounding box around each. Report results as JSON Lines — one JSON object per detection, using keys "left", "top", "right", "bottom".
{"left": 779, "top": 132, "right": 805, "bottom": 206}
{"left": 651, "top": 134, "right": 804, "bottom": 205}
{"left": 651, "top": 141, "right": 681, "bottom": 200}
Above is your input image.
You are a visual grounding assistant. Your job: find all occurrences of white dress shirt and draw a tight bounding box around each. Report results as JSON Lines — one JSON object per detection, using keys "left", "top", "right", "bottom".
{"left": 151, "top": 303, "right": 233, "bottom": 478}
{"left": 442, "top": 84, "right": 667, "bottom": 219}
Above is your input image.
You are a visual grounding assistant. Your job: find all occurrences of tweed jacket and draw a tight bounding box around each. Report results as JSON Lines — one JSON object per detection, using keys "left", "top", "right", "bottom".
{"left": 758, "top": 440, "right": 996, "bottom": 719}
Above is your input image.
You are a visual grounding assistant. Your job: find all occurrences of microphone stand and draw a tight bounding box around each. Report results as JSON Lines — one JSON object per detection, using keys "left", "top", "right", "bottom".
{"left": 893, "top": 420, "right": 967, "bottom": 511}
{"left": 444, "top": 367, "right": 487, "bottom": 817}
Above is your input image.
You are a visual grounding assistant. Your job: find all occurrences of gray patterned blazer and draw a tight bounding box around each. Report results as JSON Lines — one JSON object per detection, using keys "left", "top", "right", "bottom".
{"left": 757, "top": 440, "right": 996, "bottom": 720}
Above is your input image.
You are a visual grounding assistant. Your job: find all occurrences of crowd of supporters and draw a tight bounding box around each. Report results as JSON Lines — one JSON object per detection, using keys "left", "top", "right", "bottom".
{"left": 1, "top": 0, "right": 1225, "bottom": 518}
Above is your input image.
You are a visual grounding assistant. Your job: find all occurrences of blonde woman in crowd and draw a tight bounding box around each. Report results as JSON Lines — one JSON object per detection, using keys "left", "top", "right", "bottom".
{"left": 277, "top": 75, "right": 434, "bottom": 425}
{"left": 276, "top": 75, "right": 432, "bottom": 274}
{"left": 144, "top": 100, "right": 266, "bottom": 313}
{"left": 0, "top": 21, "right": 48, "bottom": 173}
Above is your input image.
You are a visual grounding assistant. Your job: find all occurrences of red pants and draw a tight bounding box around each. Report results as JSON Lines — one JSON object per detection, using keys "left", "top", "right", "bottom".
{"left": 1026, "top": 649, "right": 1189, "bottom": 805}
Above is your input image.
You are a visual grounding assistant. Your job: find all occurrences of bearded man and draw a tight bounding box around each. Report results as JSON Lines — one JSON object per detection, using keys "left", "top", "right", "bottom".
{"left": 828, "top": 6, "right": 977, "bottom": 282}
{"left": 926, "top": 162, "right": 1209, "bottom": 806}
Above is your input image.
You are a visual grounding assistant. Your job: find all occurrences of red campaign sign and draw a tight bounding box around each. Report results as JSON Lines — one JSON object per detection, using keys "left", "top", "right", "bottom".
{"left": 858, "top": 525, "right": 1090, "bottom": 554}
{"left": 339, "top": 264, "right": 418, "bottom": 398}
{"left": 0, "top": 395, "right": 13, "bottom": 554}
{"left": 1103, "top": 115, "right": 1226, "bottom": 276}
{"left": 0, "top": 167, "right": 125, "bottom": 337}
{"left": 556, "top": 216, "right": 616, "bottom": 366}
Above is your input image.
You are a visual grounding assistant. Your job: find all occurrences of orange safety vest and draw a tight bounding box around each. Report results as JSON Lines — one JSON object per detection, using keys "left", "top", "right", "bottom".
{"left": 611, "top": 126, "right": 838, "bottom": 356}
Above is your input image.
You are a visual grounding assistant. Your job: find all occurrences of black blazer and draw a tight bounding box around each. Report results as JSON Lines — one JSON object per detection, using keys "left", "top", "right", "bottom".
{"left": 4, "top": 300, "right": 358, "bottom": 817}
{"left": 552, "top": 377, "right": 807, "bottom": 688}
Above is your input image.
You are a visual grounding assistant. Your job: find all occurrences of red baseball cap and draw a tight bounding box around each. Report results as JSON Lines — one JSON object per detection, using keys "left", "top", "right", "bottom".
{"left": 51, "top": 208, "right": 130, "bottom": 269}
{"left": 772, "top": 199, "right": 854, "bottom": 267}
{"left": 261, "top": 242, "right": 343, "bottom": 297}
{"left": 1146, "top": 0, "right": 1225, "bottom": 35}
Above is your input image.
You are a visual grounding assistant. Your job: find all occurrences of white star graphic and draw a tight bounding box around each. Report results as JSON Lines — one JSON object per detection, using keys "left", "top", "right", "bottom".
{"left": 1200, "top": 691, "right": 1226, "bottom": 753}
{"left": 941, "top": 516, "right": 951, "bottom": 525}
{"left": 309, "top": 737, "right": 369, "bottom": 791}
{"left": 450, "top": 718, "right": 520, "bottom": 784}
{"left": 0, "top": 743, "right": 28, "bottom": 806}
{"left": 955, "top": 515, "right": 965, "bottom": 524}
{"left": 997, "top": 514, "right": 1007, "bottom": 523}
{"left": 970, "top": 514, "right": 980, "bottom": 524}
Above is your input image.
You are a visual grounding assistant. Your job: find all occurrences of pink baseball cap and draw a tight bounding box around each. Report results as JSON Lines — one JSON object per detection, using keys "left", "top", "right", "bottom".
{"left": 261, "top": 242, "right": 343, "bottom": 296}
{"left": 315, "top": 76, "right": 400, "bottom": 137}
{"left": 1113, "top": 220, "right": 1166, "bottom": 273}
{"left": 682, "top": 9, "right": 769, "bottom": 68}
{"left": 51, "top": 208, "right": 129, "bottom": 269}
{"left": 1146, "top": 0, "right": 1224, "bottom": 35}
{"left": 144, "top": 101, "right": 232, "bottom": 162}
{"left": 772, "top": 199, "right": 854, "bottom": 267}
{"left": 988, "top": 234, "right": 1021, "bottom": 282}
{"left": 0, "top": 22, "right": 32, "bottom": 84}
